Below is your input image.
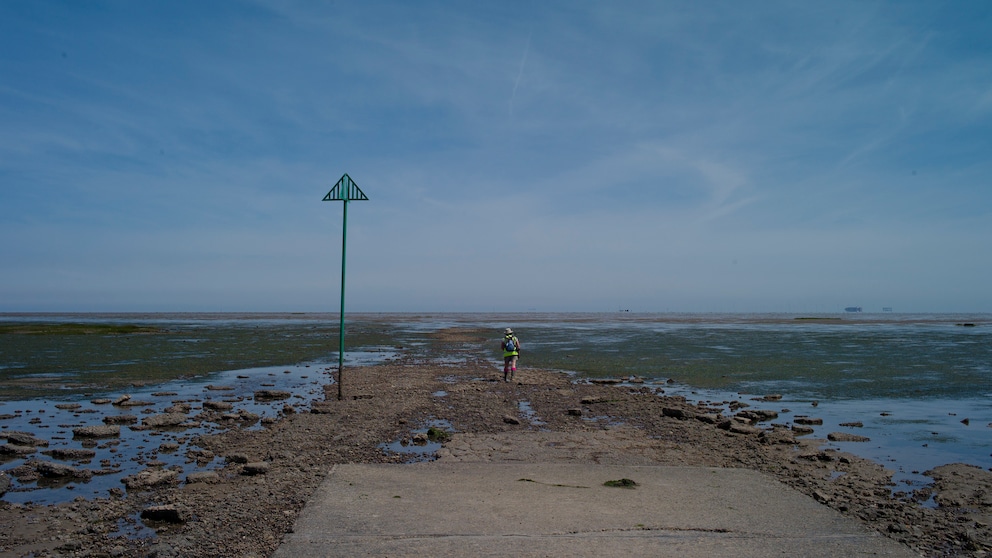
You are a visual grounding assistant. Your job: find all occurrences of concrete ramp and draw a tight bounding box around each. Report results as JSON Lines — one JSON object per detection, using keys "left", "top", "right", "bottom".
{"left": 275, "top": 462, "right": 917, "bottom": 557}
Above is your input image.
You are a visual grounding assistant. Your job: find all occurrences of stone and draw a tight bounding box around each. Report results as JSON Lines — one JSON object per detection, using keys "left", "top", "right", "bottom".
{"left": 114, "top": 397, "right": 154, "bottom": 407}
{"left": 73, "top": 425, "right": 121, "bottom": 438}
{"left": 310, "top": 402, "right": 335, "bottom": 414}
{"left": 225, "top": 453, "right": 250, "bottom": 464}
{"left": 758, "top": 430, "right": 797, "bottom": 445}
{"left": 0, "top": 444, "right": 37, "bottom": 456}
{"left": 42, "top": 448, "right": 97, "bottom": 461}
{"left": 103, "top": 414, "right": 138, "bottom": 425}
{"left": 827, "top": 432, "right": 871, "bottom": 442}
{"left": 203, "top": 400, "right": 234, "bottom": 411}
{"left": 728, "top": 423, "right": 762, "bottom": 435}
{"left": 242, "top": 462, "right": 270, "bottom": 476}
{"left": 580, "top": 396, "right": 607, "bottom": 404}
{"left": 4, "top": 432, "right": 49, "bottom": 446}
{"left": 737, "top": 409, "right": 779, "bottom": 422}
{"left": 662, "top": 407, "right": 696, "bottom": 420}
{"left": 502, "top": 415, "right": 521, "bottom": 424}
{"left": 839, "top": 421, "right": 864, "bottom": 428}
{"left": 122, "top": 468, "right": 180, "bottom": 490}
{"left": 141, "top": 505, "right": 185, "bottom": 523}
{"left": 254, "top": 390, "right": 292, "bottom": 401}
{"left": 0, "top": 471, "right": 10, "bottom": 496}
{"left": 54, "top": 403, "right": 82, "bottom": 410}
{"left": 186, "top": 471, "right": 221, "bottom": 484}
{"left": 142, "top": 413, "right": 188, "bottom": 428}
{"left": 35, "top": 461, "right": 92, "bottom": 480}
{"left": 754, "top": 394, "right": 783, "bottom": 401}
{"left": 694, "top": 413, "right": 722, "bottom": 424}
{"left": 567, "top": 408, "right": 582, "bottom": 416}
{"left": 791, "top": 424, "right": 815, "bottom": 435}
{"left": 793, "top": 416, "right": 823, "bottom": 425}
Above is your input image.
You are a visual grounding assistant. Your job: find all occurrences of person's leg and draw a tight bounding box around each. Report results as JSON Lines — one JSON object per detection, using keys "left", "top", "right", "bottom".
{"left": 503, "top": 357, "right": 511, "bottom": 381}
{"left": 510, "top": 355, "right": 518, "bottom": 379}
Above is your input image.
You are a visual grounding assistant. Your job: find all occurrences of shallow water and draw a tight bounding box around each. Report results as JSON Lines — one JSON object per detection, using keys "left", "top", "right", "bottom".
{"left": 2, "top": 312, "right": 990, "bottom": 506}
{"left": 0, "top": 362, "right": 336, "bottom": 505}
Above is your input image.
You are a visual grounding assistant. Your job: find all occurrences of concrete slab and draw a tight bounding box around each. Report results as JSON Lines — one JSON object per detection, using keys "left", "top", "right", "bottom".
{"left": 275, "top": 462, "right": 918, "bottom": 557}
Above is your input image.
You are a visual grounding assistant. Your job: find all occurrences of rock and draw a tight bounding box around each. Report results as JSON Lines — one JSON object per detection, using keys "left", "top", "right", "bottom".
{"left": 0, "top": 443, "right": 37, "bottom": 456}
{"left": 122, "top": 468, "right": 180, "bottom": 490}
{"left": 206, "top": 385, "right": 235, "bottom": 391}
{"left": 242, "top": 462, "right": 270, "bottom": 476}
{"left": 567, "top": 408, "right": 582, "bottom": 416}
{"left": 4, "top": 432, "right": 49, "bottom": 446}
{"left": 103, "top": 414, "right": 138, "bottom": 425}
{"left": 662, "top": 407, "right": 696, "bottom": 420}
{"left": 225, "top": 453, "right": 250, "bottom": 464}
{"left": 793, "top": 416, "right": 823, "bottom": 425}
{"left": 254, "top": 390, "right": 292, "bottom": 401}
{"left": 158, "top": 443, "right": 180, "bottom": 453}
{"left": 165, "top": 402, "right": 192, "bottom": 413}
{"left": 203, "top": 400, "right": 234, "bottom": 411}
{"left": 114, "top": 397, "right": 154, "bottom": 407}
{"left": 0, "top": 471, "right": 10, "bottom": 496}
{"left": 589, "top": 378, "right": 622, "bottom": 385}
{"left": 73, "top": 425, "right": 121, "bottom": 438}
{"left": 54, "top": 403, "right": 82, "bottom": 410}
{"left": 502, "top": 415, "right": 521, "bottom": 424}
{"left": 186, "top": 471, "right": 221, "bottom": 484}
{"left": 141, "top": 505, "right": 186, "bottom": 523}
{"left": 42, "top": 448, "right": 97, "bottom": 461}
{"left": 411, "top": 433, "right": 429, "bottom": 444}
{"left": 35, "top": 461, "right": 92, "bottom": 480}
{"left": 694, "top": 413, "right": 722, "bottom": 424}
{"left": 728, "top": 423, "right": 762, "bottom": 435}
{"left": 791, "top": 424, "right": 815, "bottom": 435}
{"left": 310, "top": 402, "right": 335, "bottom": 414}
{"left": 839, "top": 421, "right": 863, "bottom": 428}
{"left": 90, "top": 398, "right": 113, "bottom": 405}
{"left": 827, "top": 432, "right": 871, "bottom": 442}
{"left": 736, "top": 409, "right": 779, "bottom": 422}
{"left": 754, "top": 394, "right": 783, "bottom": 401}
{"left": 580, "top": 396, "right": 607, "bottom": 404}
{"left": 758, "top": 430, "right": 796, "bottom": 445}
{"left": 142, "top": 413, "right": 188, "bottom": 428}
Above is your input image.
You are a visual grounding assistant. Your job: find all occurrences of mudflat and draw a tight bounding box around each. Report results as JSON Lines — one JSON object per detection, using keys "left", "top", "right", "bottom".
{"left": 1, "top": 327, "right": 989, "bottom": 557}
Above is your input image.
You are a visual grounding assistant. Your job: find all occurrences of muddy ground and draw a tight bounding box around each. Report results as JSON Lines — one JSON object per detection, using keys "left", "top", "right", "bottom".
{"left": 1, "top": 328, "right": 990, "bottom": 557}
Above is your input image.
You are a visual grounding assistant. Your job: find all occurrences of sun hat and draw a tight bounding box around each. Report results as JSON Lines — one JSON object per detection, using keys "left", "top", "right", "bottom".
{"left": 504, "top": 328, "right": 513, "bottom": 335}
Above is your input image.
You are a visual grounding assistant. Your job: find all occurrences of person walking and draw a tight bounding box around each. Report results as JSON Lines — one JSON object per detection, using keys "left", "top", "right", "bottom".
{"left": 501, "top": 328, "right": 520, "bottom": 382}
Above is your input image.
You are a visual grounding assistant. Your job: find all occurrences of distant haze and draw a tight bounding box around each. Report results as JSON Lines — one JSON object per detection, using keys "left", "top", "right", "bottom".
{"left": 1, "top": 1, "right": 990, "bottom": 313}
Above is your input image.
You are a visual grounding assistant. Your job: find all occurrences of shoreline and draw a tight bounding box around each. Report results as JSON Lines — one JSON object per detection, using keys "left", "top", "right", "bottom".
{"left": 1, "top": 327, "right": 991, "bottom": 556}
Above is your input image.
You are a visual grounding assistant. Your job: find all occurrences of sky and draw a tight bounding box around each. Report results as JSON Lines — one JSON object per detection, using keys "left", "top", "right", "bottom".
{"left": 1, "top": 1, "right": 991, "bottom": 314}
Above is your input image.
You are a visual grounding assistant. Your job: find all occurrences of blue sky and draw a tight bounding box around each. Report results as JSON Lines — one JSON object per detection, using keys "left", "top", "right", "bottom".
{"left": 2, "top": 1, "right": 990, "bottom": 313}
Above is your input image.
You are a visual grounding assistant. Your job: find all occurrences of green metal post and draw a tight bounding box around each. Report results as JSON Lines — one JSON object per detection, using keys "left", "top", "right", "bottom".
{"left": 322, "top": 173, "right": 367, "bottom": 402}
{"left": 337, "top": 199, "right": 348, "bottom": 401}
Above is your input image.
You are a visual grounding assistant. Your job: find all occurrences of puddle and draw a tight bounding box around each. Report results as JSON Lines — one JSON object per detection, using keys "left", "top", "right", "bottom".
{"left": 378, "top": 419, "right": 453, "bottom": 463}
{"left": 517, "top": 401, "right": 546, "bottom": 426}
{"left": 1, "top": 363, "right": 337, "bottom": 505}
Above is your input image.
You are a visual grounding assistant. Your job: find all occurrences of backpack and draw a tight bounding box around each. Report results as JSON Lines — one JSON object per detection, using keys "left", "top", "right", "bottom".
{"left": 505, "top": 337, "right": 515, "bottom": 352}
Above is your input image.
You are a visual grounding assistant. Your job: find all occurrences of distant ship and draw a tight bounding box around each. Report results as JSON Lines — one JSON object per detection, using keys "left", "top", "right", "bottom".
{"left": 844, "top": 306, "right": 862, "bottom": 313}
